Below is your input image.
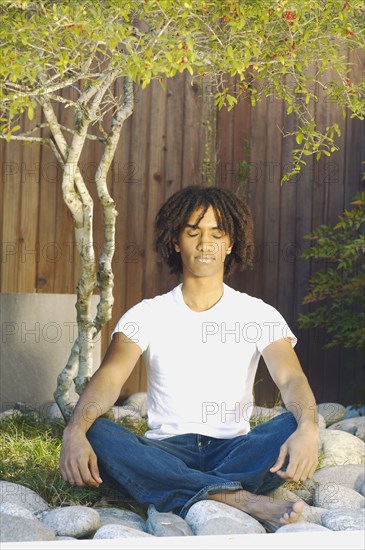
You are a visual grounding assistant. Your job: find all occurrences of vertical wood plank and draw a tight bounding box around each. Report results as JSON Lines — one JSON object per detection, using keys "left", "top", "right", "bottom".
{"left": 1, "top": 140, "right": 22, "bottom": 292}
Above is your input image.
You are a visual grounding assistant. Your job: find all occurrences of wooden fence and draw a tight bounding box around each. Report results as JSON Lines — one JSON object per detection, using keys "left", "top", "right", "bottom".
{"left": 1, "top": 51, "right": 364, "bottom": 405}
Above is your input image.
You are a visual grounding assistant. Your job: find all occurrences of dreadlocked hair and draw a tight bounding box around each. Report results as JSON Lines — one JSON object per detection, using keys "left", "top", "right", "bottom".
{"left": 154, "top": 185, "right": 254, "bottom": 277}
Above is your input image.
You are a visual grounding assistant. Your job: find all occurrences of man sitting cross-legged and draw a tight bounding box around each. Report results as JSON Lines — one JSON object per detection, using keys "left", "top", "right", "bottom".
{"left": 60, "top": 185, "right": 319, "bottom": 532}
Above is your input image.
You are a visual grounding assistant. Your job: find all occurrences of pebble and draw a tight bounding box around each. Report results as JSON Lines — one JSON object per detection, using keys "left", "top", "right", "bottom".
{"left": 317, "top": 403, "right": 346, "bottom": 426}
{"left": 146, "top": 505, "right": 193, "bottom": 536}
{"left": 319, "top": 429, "right": 365, "bottom": 468}
{"left": 275, "top": 521, "right": 331, "bottom": 533}
{"left": 185, "top": 500, "right": 265, "bottom": 535}
{"left": 328, "top": 417, "right": 365, "bottom": 442}
{"left": 321, "top": 508, "right": 365, "bottom": 531}
{"left": 39, "top": 506, "right": 100, "bottom": 538}
{"left": 94, "top": 507, "right": 146, "bottom": 531}
{"left": 0, "top": 513, "right": 55, "bottom": 543}
{"left": 314, "top": 483, "right": 365, "bottom": 510}
{"left": 93, "top": 524, "right": 154, "bottom": 539}
{"left": 0, "top": 481, "right": 49, "bottom": 514}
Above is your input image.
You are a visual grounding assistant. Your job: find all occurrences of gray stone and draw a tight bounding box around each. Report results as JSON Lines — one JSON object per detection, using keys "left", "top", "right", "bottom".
{"left": 328, "top": 417, "right": 365, "bottom": 442}
{"left": 0, "top": 502, "right": 36, "bottom": 520}
{"left": 40, "top": 401, "right": 64, "bottom": 422}
{"left": 321, "top": 508, "right": 365, "bottom": 531}
{"left": 0, "top": 409, "right": 22, "bottom": 421}
{"left": 318, "top": 429, "right": 365, "bottom": 467}
{"left": 123, "top": 392, "right": 148, "bottom": 418}
{"left": 112, "top": 406, "right": 143, "bottom": 423}
{"left": 314, "top": 483, "right": 365, "bottom": 510}
{"left": 56, "top": 536, "right": 78, "bottom": 540}
{"left": 0, "top": 481, "right": 49, "bottom": 514}
{"left": 94, "top": 507, "right": 146, "bottom": 531}
{"left": 40, "top": 506, "right": 100, "bottom": 538}
{"left": 359, "top": 481, "right": 365, "bottom": 497}
{"left": 0, "top": 512, "right": 55, "bottom": 542}
{"left": 318, "top": 413, "right": 326, "bottom": 431}
{"left": 146, "top": 505, "right": 193, "bottom": 536}
{"left": 185, "top": 500, "right": 265, "bottom": 535}
{"left": 93, "top": 524, "right": 154, "bottom": 539}
{"left": 301, "top": 506, "right": 326, "bottom": 525}
{"left": 345, "top": 405, "right": 365, "bottom": 419}
{"left": 275, "top": 521, "right": 331, "bottom": 533}
{"left": 318, "top": 403, "right": 346, "bottom": 426}
{"left": 305, "top": 464, "right": 365, "bottom": 494}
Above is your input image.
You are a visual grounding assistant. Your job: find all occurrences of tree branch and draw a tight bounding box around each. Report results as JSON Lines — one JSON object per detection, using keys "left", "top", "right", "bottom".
{"left": 0, "top": 134, "right": 64, "bottom": 165}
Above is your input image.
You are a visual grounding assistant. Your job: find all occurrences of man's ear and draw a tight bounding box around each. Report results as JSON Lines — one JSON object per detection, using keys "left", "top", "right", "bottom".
{"left": 226, "top": 241, "right": 234, "bottom": 254}
{"left": 172, "top": 237, "right": 180, "bottom": 253}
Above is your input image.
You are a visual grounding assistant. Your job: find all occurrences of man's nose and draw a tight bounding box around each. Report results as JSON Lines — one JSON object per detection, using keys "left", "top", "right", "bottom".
{"left": 197, "top": 240, "right": 218, "bottom": 254}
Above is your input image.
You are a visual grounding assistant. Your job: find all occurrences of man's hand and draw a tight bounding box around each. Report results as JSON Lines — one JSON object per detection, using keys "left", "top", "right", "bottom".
{"left": 270, "top": 423, "right": 319, "bottom": 482}
{"left": 60, "top": 427, "right": 103, "bottom": 487}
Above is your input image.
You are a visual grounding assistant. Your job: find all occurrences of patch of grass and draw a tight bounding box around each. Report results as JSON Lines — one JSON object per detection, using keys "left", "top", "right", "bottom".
{"left": 0, "top": 414, "right": 147, "bottom": 509}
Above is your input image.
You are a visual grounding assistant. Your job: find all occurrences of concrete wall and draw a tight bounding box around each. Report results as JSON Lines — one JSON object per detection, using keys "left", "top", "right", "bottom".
{"left": 1, "top": 293, "right": 101, "bottom": 412}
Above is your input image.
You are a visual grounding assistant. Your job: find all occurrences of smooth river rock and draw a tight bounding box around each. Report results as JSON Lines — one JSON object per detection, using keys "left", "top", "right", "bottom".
{"left": 319, "top": 429, "right": 365, "bottom": 467}
{"left": 94, "top": 507, "right": 146, "bottom": 531}
{"left": 146, "top": 505, "right": 193, "bottom": 536}
{"left": 185, "top": 500, "right": 265, "bottom": 535}
{"left": 39, "top": 505, "right": 100, "bottom": 538}
{"left": 93, "top": 524, "right": 154, "bottom": 539}
{"left": 0, "top": 502, "right": 36, "bottom": 520}
{"left": 321, "top": 508, "right": 365, "bottom": 531}
{"left": 328, "top": 416, "right": 365, "bottom": 441}
{"left": 275, "top": 521, "right": 331, "bottom": 533}
{"left": 317, "top": 403, "right": 346, "bottom": 426}
{"left": 0, "top": 513, "right": 55, "bottom": 543}
{"left": 314, "top": 483, "right": 365, "bottom": 510}
{"left": 305, "top": 464, "right": 365, "bottom": 494}
{"left": 0, "top": 481, "right": 49, "bottom": 514}
{"left": 123, "top": 392, "right": 148, "bottom": 418}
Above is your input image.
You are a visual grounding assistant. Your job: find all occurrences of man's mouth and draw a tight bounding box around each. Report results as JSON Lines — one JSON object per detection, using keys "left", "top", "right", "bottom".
{"left": 196, "top": 256, "right": 214, "bottom": 263}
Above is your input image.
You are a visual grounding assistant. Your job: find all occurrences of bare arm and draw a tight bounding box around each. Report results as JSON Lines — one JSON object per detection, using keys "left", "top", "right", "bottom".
{"left": 262, "top": 338, "right": 319, "bottom": 482}
{"left": 60, "top": 333, "right": 142, "bottom": 487}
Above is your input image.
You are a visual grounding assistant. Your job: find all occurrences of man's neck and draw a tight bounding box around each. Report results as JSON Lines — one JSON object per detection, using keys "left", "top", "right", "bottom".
{"left": 180, "top": 275, "right": 225, "bottom": 312}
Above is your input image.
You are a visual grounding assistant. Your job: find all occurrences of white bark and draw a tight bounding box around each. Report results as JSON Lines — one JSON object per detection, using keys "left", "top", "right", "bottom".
{"left": 5, "top": 68, "right": 134, "bottom": 422}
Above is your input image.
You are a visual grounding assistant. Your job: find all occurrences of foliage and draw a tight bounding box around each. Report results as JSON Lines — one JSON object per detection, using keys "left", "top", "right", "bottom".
{"left": 0, "top": 413, "right": 150, "bottom": 507}
{"left": 298, "top": 192, "right": 365, "bottom": 350}
{"left": 0, "top": 0, "right": 364, "bottom": 181}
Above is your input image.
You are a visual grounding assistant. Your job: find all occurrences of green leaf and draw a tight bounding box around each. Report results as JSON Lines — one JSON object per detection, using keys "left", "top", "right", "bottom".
{"left": 27, "top": 105, "right": 34, "bottom": 121}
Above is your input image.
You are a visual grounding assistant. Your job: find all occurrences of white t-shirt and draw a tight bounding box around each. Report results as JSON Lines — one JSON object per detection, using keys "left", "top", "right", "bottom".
{"left": 112, "top": 283, "right": 296, "bottom": 440}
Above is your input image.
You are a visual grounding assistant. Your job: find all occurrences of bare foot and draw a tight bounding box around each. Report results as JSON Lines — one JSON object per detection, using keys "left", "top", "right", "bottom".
{"left": 209, "top": 489, "right": 304, "bottom": 532}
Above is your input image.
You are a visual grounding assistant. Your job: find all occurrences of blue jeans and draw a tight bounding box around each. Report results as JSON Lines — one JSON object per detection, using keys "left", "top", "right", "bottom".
{"left": 86, "top": 412, "right": 297, "bottom": 518}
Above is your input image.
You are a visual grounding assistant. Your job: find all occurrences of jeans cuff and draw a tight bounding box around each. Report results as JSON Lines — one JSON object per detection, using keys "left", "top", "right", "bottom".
{"left": 179, "top": 481, "right": 242, "bottom": 519}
